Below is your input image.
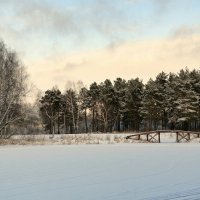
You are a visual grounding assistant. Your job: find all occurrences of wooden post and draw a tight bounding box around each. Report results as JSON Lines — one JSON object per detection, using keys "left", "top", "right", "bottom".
{"left": 146, "top": 134, "right": 149, "bottom": 141}
{"left": 188, "top": 133, "right": 190, "bottom": 141}
{"left": 158, "top": 132, "right": 160, "bottom": 143}
{"left": 176, "top": 132, "right": 179, "bottom": 143}
{"left": 138, "top": 134, "right": 140, "bottom": 140}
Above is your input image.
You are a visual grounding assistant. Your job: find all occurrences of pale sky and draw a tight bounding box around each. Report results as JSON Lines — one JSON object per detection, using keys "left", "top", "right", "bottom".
{"left": 0, "top": 0, "right": 200, "bottom": 93}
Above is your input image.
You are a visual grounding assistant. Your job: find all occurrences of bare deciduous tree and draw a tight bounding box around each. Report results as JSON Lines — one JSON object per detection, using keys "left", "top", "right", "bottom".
{"left": 0, "top": 41, "right": 28, "bottom": 138}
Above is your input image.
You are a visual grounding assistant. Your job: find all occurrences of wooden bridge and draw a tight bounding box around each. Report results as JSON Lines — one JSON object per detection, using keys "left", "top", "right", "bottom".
{"left": 126, "top": 130, "right": 200, "bottom": 143}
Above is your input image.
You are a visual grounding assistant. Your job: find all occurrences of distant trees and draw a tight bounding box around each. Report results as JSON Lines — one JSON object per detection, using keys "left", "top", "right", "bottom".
{"left": 64, "top": 89, "right": 78, "bottom": 133}
{"left": 2, "top": 39, "right": 199, "bottom": 136}
{"left": 114, "top": 78, "right": 127, "bottom": 132}
{"left": 97, "top": 79, "right": 118, "bottom": 132}
{"left": 172, "top": 69, "right": 200, "bottom": 130}
{"left": 0, "top": 40, "right": 28, "bottom": 138}
{"left": 140, "top": 72, "right": 168, "bottom": 130}
{"left": 79, "top": 87, "right": 90, "bottom": 133}
{"left": 39, "top": 89, "right": 63, "bottom": 135}
{"left": 39, "top": 78, "right": 144, "bottom": 133}
{"left": 140, "top": 69, "right": 200, "bottom": 131}
{"left": 39, "top": 68, "right": 200, "bottom": 134}
{"left": 125, "top": 78, "right": 143, "bottom": 131}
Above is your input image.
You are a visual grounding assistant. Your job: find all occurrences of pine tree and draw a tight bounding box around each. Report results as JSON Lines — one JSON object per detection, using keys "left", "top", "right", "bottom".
{"left": 88, "top": 82, "right": 100, "bottom": 132}
{"left": 140, "top": 79, "right": 161, "bottom": 130}
{"left": 189, "top": 69, "right": 200, "bottom": 130}
{"left": 63, "top": 89, "right": 78, "bottom": 134}
{"left": 174, "top": 69, "right": 198, "bottom": 130}
{"left": 125, "top": 78, "right": 143, "bottom": 131}
{"left": 114, "top": 78, "right": 127, "bottom": 131}
{"left": 165, "top": 73, "right": 178, "bottom": 129}
{"left": 79, "top": 87, "right": 90, "bottom": 133}
{"left": 154, "top": 72, "right": 168, "bottom": 129}
{"left": 39, "top": 89, "right": 63, "bottom": 134}
{"left": 98, "top": 79, "right": 117, "bottom": 132}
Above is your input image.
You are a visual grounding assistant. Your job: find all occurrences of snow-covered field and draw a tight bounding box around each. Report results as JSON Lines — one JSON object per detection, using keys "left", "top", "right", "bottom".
{"left": 2, "top": 132, "right": 200, "bottom": 145}
{"left": 0, "top": 133, "right": 141, "bottom": 145}
{"left": 1, "top": 143, "right": 200, "bottom": 200}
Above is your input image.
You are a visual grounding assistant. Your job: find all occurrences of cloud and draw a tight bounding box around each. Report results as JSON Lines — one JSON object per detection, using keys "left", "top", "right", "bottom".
{"left": 1, "top": 0, "right": 200, "bottom": 94}
{"left": 0, "top": 0, "right": 137, "bottom": 39}
{"left": 0, "top": 0, "right": 141, "bottom": 61}
{"left": 172, "top": 26, "right": 194, "bottom": 38}
{"left": 171, "top": 25, "right": 200, "bottom": 38}
{"left": 1, "top": 1, "right": 75, "bottom": 35}
{"left": 27, "top": 32, "right": 200, "bottom": 91}
{"left": 106, "top": 39, "right": 126, "bottom": 52}
{"left": 65, "top": 59, "right": 88, "bottom": 70}
{"left": 127, "top": 0, "right": 173, "bottom": 12}
{"left": 87, "top": 0, "right": 135, "bottom": 35}
{"left": 153, "top": 0, "right": 173, "bottom": 11}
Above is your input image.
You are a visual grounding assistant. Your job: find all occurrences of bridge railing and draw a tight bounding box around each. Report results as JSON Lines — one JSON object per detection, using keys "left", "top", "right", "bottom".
{"left": 126, "top": 130, "right": 200, "bottom": 143}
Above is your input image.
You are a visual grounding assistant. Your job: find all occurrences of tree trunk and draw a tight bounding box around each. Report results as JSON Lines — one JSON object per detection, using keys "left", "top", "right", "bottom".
{"left": 84, "top": 108, "right": 88, "bottom": 133}
{"left": 63, "top": 113, "right": 66, "bottom": 134}
{"left": 117, "top": 116, "right": 120, "bottom": 132}
{"left": 92, "top": 108, "right": 95, "bottom": 132}
{"left": 57, "top": 110, "right": 60, "bottom": 134}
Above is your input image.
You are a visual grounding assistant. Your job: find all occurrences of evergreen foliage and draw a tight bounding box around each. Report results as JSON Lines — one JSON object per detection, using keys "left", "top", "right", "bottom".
{"left": 39, "top": 68, "right": 200, "bottom": 133}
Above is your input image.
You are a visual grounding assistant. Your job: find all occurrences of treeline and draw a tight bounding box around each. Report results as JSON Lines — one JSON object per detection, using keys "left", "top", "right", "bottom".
{"left": 1, "top": 40, "right": 200, "bottom": 137}
{"left": 39, "top": 69, "right": 200, "bottom": 134}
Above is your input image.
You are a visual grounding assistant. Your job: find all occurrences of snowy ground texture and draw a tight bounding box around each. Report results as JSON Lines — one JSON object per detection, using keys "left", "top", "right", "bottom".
{"left": 1, "top": 132, "right": 200, "bottom": 145}
{"left": 0, "top": 133, "right": 142, "bottom": 145}
{"left": 1, "top": 143, "right": 200, "bottom": 200}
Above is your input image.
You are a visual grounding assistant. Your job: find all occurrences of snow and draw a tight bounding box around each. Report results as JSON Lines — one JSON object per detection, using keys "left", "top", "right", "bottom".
{"left": 6, "top": 132, "right": 198, "bottom": 145}
{"left": 1, "top": 143, "right": 200, "bottom": 200}
{"left": 177, "top": 117, "right": 189, "bottom": 122}
{"left": 3, "top": 133, "right": 139, "bottom": 145}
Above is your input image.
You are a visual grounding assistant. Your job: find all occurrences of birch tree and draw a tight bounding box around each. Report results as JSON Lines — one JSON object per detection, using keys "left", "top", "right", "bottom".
{"left": 0, "top": 40, "right": 28, "bottom": 138}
